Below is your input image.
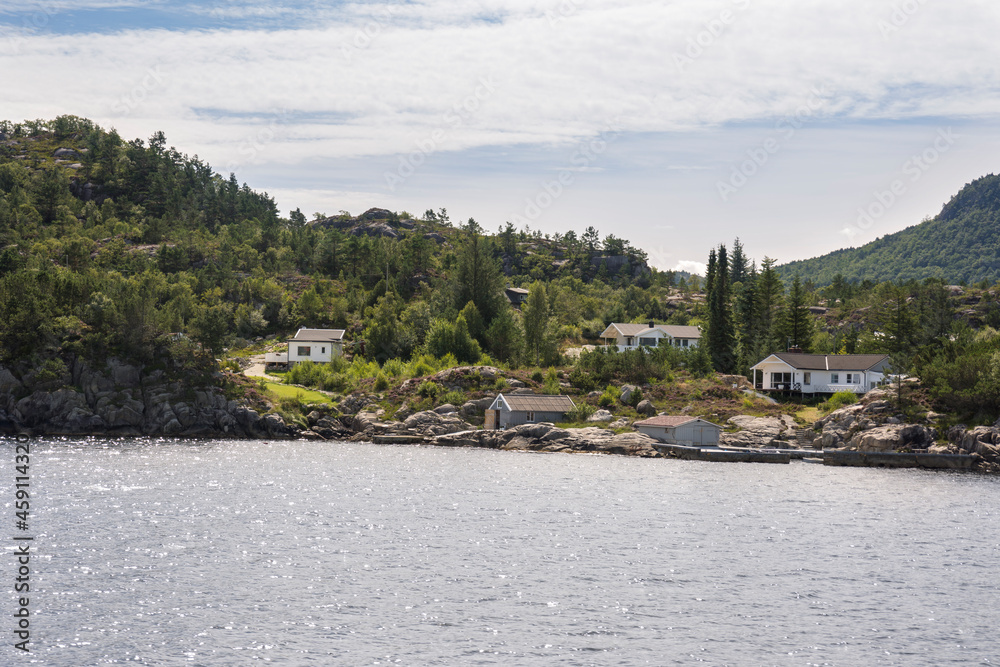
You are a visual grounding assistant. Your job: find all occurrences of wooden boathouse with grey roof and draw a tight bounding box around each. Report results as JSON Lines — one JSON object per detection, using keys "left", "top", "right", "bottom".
{"left": 486, "top": 393, "right": 576, "bottom": 430}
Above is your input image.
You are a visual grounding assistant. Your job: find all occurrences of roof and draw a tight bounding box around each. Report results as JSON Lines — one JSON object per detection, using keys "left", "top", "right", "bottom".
{"left": 634, "top": 416, "right": 720, "bottom": 429}
{"left": 600, "top": 323, "right": 702, "bottom": 339}
{"left": 505, "top": 287, "right": 530, "bottom": 295}
{"left": 497, "top": 394, "right": 576, "bottom": 413}
{"left": 761, "top": 353, "right": 889, "bottom": 371}
{"left": 292, "top": 328, "right": 346, "bottom": 342}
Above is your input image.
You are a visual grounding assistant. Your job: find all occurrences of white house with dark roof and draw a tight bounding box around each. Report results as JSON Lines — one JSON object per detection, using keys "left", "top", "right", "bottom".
{"left": 633, "top": 416, "right": 721, "bottom": 446}
{"left": 485, "top": 393, "right": 576, "bottom": 429}
{"left": 750, "top": 352, "right": 890, "bottom": 395}
{"left": 599, "top": 322, "right": 701, "bottom": 351}
{"left": 265, "top": 328, "right": 346, "bottom": 368}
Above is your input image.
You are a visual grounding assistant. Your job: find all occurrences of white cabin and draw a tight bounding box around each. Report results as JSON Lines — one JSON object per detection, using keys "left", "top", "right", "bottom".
{"left": 750, "top": 353, "right": 890, "bottom": 395}
{"left": 599, "top": 322, "right": 701, "bottom": 352}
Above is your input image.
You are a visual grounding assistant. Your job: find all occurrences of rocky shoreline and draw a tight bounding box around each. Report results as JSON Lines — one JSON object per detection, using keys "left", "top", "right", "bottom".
{"left": 2, "top": 360, "right": 998, "bottom": 473}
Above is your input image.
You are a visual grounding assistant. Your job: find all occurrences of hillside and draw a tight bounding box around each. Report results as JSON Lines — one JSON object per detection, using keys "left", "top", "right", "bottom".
{"left": 778, "top": 174, "right": 1000, "bottom": 285}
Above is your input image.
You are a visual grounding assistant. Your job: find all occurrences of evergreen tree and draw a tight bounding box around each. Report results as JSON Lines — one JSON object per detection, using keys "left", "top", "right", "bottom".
{"left": 706, "top": 244, "right": 736, "bottom": 372}
{"left": 454, "top": 218, "right": 504, "bottom": 324}
{"left": 522, "top": 281, "right": 550, "bottom": 365}
{"left": 485, "top": 305, "right": 524, "bottom": 365}
{"left": 778, "top": 274, "right": 814, "bottom": 351}
{"left": 755, "top": 257, "right": 785, "bottom": 353}
{"left": 730, "top": 237, "right": 748, "bottom": 285}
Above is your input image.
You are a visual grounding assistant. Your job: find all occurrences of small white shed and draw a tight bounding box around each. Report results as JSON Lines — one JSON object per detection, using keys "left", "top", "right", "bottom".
{"left": 633, "top": 416, "right": 721, "bottom": 446}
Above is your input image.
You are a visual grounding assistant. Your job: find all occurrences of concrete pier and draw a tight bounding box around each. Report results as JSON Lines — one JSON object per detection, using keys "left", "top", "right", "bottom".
{"left": 822, "top": 450, "right": 976, "bottom": 470}
{"left": 654, "top": 443, "right": 791, "bottom": 464}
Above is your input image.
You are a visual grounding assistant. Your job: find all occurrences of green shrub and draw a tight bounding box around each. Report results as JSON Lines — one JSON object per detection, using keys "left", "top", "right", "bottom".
{"left": 598, "top": 385, "right": 617, "bottom": 408}
{"left": 382, "top": 358, "right": 406, "bottom": 377}
{"left": 627, "top": 387, "right": 643, "bottom": 407}
{"left": 569, "top": 367, "right": 597, "bottom": 392}
{"left": 417, "top": 380, "right": 441, "bottom": 399}
{"left": 442, "top": 390, "right": 465, "bottom": 406}
{"left": 566, "top": 402, "right": 596, "bottom": 422}
{"left": 823, "top": 390, "right": 859, "bottom": 412}
{"left": 493, "top": 377, "right": 508, "bottom": 391}
{"left": 374, "top": 372, "right": 390, "bottom": 391}
{"left": 531, "top": 370, "right": 544, "bottom": 383}
{"left": 542, "top": 367, "right": 561, "bottom": 394}
{"left": 409, "top": 355, "right": 435, "bottom": 378}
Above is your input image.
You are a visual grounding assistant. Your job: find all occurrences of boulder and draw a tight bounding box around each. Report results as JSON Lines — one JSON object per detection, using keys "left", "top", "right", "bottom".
{"left": 434, "top": 403, "right": 458, "bottom": 415}
{"left": 722, "top": 415, "right": 785, "bottom": 448}
{"left": 620, "top": 385, "right": 637, "bottom": 404}
{"left": 403, "top": 410, "right": 473, "bottom": 436}
{"left": 587, "top": 409, "right": 614, "bottom": 422}
{"left": 635, "top": 399, "right": 656, "bottom": 416}
{"left": 850, "top": 425, "right": 903, "bottom": 452}
{"left": 0, "top": 367, "right": 22, "bottom": 394}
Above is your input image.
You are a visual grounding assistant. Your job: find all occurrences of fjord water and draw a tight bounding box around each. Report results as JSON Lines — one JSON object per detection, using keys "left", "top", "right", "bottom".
{"left": 3, "top": 438, "right": 999, "bottom": 666}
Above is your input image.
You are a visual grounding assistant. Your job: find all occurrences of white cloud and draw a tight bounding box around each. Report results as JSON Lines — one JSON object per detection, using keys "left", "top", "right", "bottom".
{"left": 3, "top": 1, "right": 1000, "bottom": 265}
{"left": 674, "top": 260, "right": 707, "bottom": 276}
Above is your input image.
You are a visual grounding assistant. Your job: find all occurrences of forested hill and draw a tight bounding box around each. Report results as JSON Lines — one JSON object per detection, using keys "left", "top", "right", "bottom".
{"left": 778, "top": 174, "right": 1000, "bottom": 286}
{"left": 0, "top": 116, "right": 678, "bottom": 370}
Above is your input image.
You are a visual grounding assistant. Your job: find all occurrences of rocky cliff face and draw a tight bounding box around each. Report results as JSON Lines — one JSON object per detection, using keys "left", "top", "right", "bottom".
{"left": 0, "top": 358, "right": 292, "bottom": 439}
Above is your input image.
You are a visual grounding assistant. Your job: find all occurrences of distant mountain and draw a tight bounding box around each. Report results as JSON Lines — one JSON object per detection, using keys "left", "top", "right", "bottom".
{"left": 778, "top": 174, "right": 1000, "bottom": 285}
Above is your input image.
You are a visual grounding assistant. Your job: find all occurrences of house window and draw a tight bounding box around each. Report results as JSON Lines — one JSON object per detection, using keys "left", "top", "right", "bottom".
{"left": 297, "top": 346, "right": 311, "bottom": 356}
{"left": 639, "top": 337, "right": 656, "bottom": 347}
{"left": 771, "top": 372, "right": 792, "bottom": 389}
{"left": 625, "top": 337, "right": 633, "bottom": 346}
{"left": 526, "top": 411, "right": 535, "bottom": 422}
{"left": 831, "top": 373, "right": 839, "bottom": 384}
{"left": 321, "top": 347, "right": 326, "bottom": 354}
{"left": 803, "top": 372, "right": 811, "bottom": 385}
{"left": 846, "top": 373, "right": 859, "bottom": 383}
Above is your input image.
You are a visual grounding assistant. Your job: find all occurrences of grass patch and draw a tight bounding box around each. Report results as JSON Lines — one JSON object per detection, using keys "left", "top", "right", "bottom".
{"left": 263, "top": 382, "right": 334, "bottom": 405}
{"left": 796, "top": 406, "right": 823, "bottom": 426}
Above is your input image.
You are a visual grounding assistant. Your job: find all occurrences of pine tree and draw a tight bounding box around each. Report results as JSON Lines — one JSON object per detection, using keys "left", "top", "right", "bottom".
{"left": 755, "top": 257, "right": 784, "bottom": 353}
{"left": 779, "top": 275, "right": 814, "bottom": 351}
{"left": 454, "top": 218, "right": 505, "bottom": 324}
{"left": 522, "top": 281, "right": 550, "bottom": 365}
{"left": 706, "top": 244, "right": 736, "bottom": 373}
{"left": 730, "top": 237, "right": 748, "bottom": 286}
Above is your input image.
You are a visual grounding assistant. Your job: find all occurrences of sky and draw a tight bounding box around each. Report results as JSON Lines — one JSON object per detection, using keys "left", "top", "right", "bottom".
{"left": 3, "top": 0, "right": 1000, "bottom": 275}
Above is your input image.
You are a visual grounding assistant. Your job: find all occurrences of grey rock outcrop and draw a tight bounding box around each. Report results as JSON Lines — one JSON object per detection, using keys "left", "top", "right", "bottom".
{"left": 720, "top": 415, "right": 785, "bottom": 448}
{"left": 948, "top": 424, "right": 1000, "bottom": 472}
{"left": 0, "top": 359, "right": 295, "bottom": 439}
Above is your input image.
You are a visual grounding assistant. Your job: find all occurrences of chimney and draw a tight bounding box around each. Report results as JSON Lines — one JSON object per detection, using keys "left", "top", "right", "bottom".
{"left": 648, "top": 321, "right": 655, "bottom": 329}
{"left": 787, "top": 345, "right": 803, "bottom": 354}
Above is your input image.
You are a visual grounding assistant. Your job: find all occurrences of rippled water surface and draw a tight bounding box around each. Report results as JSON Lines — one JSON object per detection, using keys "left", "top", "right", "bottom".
{"left": 2, "top": 438, "right": 999, "bottom": 665}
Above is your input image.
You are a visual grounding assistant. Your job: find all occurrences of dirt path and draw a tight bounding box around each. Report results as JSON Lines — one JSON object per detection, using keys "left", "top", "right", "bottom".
{"left": 244, "top": 354, "right": 268, "bottom": 378}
